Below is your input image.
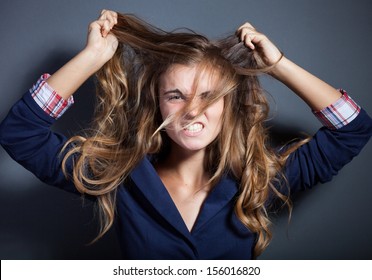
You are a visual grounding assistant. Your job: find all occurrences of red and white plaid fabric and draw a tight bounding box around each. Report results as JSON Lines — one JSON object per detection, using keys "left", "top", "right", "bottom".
{"left": 30, "top": 74, "right": 361, "bottom": 129}
{"left": 30, "top": 74, "right": 74, "bottom": 119}
{"left": 313, "top": 89, "right": 360, "bottom": 129}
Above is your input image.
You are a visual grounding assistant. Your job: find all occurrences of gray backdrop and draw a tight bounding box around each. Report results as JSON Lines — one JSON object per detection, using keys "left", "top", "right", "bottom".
{"left": 0, "top": 0, "right": 371, "bottom": 259}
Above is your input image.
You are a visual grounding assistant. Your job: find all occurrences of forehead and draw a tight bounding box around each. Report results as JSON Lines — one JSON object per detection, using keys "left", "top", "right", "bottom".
{"left": 159, "top": 64, "right": 219, "bottom": 93}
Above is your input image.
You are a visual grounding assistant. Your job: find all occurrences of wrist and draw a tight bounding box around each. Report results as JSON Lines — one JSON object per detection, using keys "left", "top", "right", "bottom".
{"left": 46, "top": 49, "right": 107, "bottom": 100}
{"left": 268, "top": 56, "right": 291, "bottom": 79}
{"left": 79, "top": 48, "right": 109, "bottom": 73}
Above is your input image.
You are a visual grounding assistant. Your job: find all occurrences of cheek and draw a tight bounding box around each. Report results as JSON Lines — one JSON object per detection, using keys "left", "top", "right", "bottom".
{"left": 159, "top": 102, "right": 171, "bottom": 120}
{"left": 209, "top": 100, "right": 225, "bottom": 122}
{"left": 159, "top": 105, "right": 167, "bottom": 121}
{"left": 159, "top": 102, "right": 182, "bottom": 123}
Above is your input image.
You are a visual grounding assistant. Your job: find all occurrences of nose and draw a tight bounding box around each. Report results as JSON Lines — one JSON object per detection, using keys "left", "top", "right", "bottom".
{"left": 185, "top": 97, "right": 201, "bottom": 119}
{"left": 187, "top": 107, "right": 199, "bottom": 118}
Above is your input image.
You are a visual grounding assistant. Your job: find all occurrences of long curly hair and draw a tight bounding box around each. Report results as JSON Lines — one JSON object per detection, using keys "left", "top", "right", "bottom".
{"left": 62, "top": 13, "right": 300, "bottom": 258}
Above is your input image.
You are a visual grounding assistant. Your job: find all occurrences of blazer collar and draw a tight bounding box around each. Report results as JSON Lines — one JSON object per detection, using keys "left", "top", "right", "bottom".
{"left": 129, "top": 156, "right": 239, "bottom": 239}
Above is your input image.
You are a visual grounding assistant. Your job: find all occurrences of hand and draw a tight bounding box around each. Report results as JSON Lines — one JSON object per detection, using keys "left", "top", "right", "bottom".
{"left": 84, "top": 9, "right": 119, "bottom": 63}
{"left": 45, "top": 10, "right": 119, "bottom": 99}
{"left": 237, "top": 22, "right": 283, "bottom": 67}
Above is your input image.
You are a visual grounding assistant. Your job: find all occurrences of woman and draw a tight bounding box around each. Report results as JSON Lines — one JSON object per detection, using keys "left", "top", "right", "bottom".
{"left": 0, "top": 10, "right": 371, "bottom": 259}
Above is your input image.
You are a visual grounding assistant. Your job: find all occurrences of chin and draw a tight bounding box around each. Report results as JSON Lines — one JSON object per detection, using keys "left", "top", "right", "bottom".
{"left": 181, "top": 143, "right": 207, "bottom": 152}
{"left": 175, "top": 139, "right": 210, "bottom": 153}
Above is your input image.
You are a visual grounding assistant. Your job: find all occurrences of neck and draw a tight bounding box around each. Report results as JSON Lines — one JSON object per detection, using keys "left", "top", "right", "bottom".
{"left": 156, "top": 145, "right": 209, "bottom": 190}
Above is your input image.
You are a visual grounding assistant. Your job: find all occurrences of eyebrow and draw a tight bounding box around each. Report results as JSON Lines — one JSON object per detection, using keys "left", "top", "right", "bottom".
{"left": 162, "top": 89, "right": 183, "bottom": 95}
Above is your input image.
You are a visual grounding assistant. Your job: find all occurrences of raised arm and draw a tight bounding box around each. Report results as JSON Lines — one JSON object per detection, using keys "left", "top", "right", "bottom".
{"left": 237, "top": 22, "right": 341, "bottom": 110}
{"left": 237, "top": 22, "right": 372, "bottom": 192}
{"left": 47, "top": 9, "right": 118, "bottom": 99}
{"left": 0, "top": 10, "right": 119, "bottom": 192}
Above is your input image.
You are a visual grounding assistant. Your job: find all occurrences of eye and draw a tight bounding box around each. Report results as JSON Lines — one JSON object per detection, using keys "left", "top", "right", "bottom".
{"left": 168, "top": 93, "right": 184, "bottom": 101}
{"left": 199, "top": 91, "right": 210, "bottom": 100}
{"left": 163, "top": 90, "right": 187, "bottom": 103}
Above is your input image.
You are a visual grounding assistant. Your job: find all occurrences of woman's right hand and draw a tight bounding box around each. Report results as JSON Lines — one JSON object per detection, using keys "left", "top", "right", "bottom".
{"left": 84, "top": 9, "right": 119, "bottom": 64}
{"left": 46, "top": 10, "right": 119, "bottom": 99}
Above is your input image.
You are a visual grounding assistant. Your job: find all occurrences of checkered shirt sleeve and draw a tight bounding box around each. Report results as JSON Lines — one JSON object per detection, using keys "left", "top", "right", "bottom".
{"left": 30, "top": 76, "right": 360, "bottom": 129}
{"left": 313, "top": 89, "right": 361, "bottom": 130}
{"left": 30, "top": 74, "right": 74, "bottom": 120}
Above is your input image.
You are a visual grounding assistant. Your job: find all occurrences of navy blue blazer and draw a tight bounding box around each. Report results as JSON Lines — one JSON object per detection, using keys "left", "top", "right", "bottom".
{"left": 0, "top": 91, "right": 371, "bottom": 259}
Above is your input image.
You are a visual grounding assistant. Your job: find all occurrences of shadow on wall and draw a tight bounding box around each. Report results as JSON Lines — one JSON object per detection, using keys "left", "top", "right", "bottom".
{"left": 0, "top": 178, "right": 121, "bottom": 259}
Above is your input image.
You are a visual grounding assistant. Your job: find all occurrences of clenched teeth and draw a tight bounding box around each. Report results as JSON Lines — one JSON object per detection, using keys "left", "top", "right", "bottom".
{"left": 185, "top": 123, "right": 203, "bottom": 132}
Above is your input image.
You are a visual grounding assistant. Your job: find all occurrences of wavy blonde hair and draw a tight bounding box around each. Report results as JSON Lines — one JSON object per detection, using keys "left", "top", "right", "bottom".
{"left": 62, "top": 13, "right": 301, "bottom": 258}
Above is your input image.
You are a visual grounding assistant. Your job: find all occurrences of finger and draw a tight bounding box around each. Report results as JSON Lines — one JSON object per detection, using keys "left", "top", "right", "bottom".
{"left": 238, "top": 27, "right": 256, "bottom": 41}
{"left": 110, "top": 11, "right": 118, "bottom": 25}
{"left": 239, "top": 27, "right": 257, "bottom": 48}
{"left": 102, "top": 20, "right": 111, "bottom": 37}
{"left": 93, "top": 19, "right": 113, "bottom": 37}
{"left": 242, "top": 22, "right": 255, "bottom": 29}
{"left": 237, "top": 22, "right": 255, "bottom": 30}
{"left": 237, "top": 22, "right": 256, "bottom": 35}
{"left": 243, "top": 33, "right": 256, "bottom": 50}
{"left": 88, "top": 20, "right": 101, "bottom": 34}
{"left": 99, "top": 10, "right": 118, "bottom": 27}
{"left": 100, "top": 9, "right": 116, "bottom": 18}
{"left": 101, "top": 10, "right": 118, "bottom": 19}
{"left": 96, "top": 10, "right": 118, "bottom": 36}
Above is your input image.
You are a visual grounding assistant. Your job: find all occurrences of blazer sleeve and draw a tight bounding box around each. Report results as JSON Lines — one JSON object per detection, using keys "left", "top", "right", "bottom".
{"left": 0, "top": 91, "right": 78, "bottom": 194}
{"left": 284, "top": 108, "right": 372, "bottom": 194}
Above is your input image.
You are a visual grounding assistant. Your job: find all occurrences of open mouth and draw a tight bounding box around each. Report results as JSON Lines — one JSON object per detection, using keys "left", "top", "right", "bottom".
{"left": 183, "top": 122, "right": 204, "bottom": 136}
{"left": 185, "top": 123, "right": 203, "bottom": 132}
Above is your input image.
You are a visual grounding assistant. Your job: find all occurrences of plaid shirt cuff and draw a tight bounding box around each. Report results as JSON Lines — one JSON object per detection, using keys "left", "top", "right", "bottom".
{"left": 313, "top": 89, "right": 361, "bottom": 130}
{"left": 30, "top": 74, "right": 74, "bottom": 120}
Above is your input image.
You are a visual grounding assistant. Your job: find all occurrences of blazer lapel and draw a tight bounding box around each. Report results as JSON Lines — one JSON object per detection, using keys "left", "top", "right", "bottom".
{"left": 191, "top": 175, "right": 239, "bottom": 234}
{"left": 129, "top": 157, "right": 239, "bottom": 240}
{"left": 129, "top": 156, "right": 193, "bottom": 241}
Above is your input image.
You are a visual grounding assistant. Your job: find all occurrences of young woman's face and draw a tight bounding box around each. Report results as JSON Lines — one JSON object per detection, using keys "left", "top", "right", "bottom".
{"left": 158, "top": 64, "right": 224, "bottom": 153}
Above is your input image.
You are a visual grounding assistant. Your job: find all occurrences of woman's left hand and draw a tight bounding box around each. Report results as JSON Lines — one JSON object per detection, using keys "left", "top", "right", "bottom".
{"left": 237, "top": 23, "right": 342, "bottom": 111}
{"left": 237, "top": 22, "right": 282, "bottom": 66}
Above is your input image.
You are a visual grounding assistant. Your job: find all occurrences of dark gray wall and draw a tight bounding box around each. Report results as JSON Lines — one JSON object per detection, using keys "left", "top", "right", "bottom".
{"left": 0, "top": 0, "right": 371, "bottom": 259}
